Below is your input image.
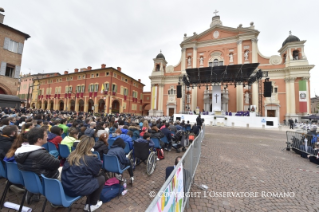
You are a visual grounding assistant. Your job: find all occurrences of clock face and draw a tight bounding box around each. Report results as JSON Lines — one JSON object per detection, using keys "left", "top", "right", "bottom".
{"left": 213, "top": 31, "right": 219, "bottom": 38}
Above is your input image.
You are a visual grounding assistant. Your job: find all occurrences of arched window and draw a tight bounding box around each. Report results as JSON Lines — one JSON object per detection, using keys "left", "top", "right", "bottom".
{"left": 213, "top": 59, "right": 218, "bottom": 67}
{"left": 156, "top": 64, "right": 160, "bottom": 71}
{"left": 293, "top": 50, "right": 299, "bottom": 60}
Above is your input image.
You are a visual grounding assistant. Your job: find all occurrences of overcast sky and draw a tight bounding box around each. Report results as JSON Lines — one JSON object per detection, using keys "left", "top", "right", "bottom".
{"left": 2, "top": 0, "right": 319, "bottom": 96}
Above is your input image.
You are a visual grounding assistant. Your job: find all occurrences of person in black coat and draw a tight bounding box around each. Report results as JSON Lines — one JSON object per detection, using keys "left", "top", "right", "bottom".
{"left": 196, "top": 114, "right": 202, "bottom": 129}
{"left": 62, "top": 137, "right": 103, "bottom": 211}
{"left": 0, "top": 125, "right": 18, "bottom": 161}
{"left": 94, "top": 133, "right": 109, "bottom": 158}
{"left": 191, "top": 123, "right": 200, "bottom": 136}
{"left": 15, "top": 128, "right": 60, "bottom": 179}
{"left": 107, "top": 138, "right": 134, "bottom": 181}
{"left": 161, "top": 123, "right": 172, "bottom": 151}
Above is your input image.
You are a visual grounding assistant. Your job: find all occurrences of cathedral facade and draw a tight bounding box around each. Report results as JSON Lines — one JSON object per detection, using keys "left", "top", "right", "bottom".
{"left": 149, "top": 15, "right": 314, "bottom": 123}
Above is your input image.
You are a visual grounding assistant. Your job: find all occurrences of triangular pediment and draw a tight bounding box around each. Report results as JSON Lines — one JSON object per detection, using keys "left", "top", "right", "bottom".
{"left": 181, "top": 25, "right": 259, "bottom": 45}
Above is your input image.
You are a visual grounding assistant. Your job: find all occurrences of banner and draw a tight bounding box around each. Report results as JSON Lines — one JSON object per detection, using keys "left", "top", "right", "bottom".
{"left": 212, "top": 85, "right": 221, "bottom": 111}
{"left": 299, "top": 80, "right": 307, "bottom": 112}
{"left": 151, "top": 86, "right": 157, "bottom": 110}
{"left": 152, "top": 163, "right": 184, "bottom": 212}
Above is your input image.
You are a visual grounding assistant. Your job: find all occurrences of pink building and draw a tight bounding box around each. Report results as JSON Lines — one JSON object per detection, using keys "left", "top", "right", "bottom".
{"left": 18, "top": 73, "right": 60, "bottom": 106}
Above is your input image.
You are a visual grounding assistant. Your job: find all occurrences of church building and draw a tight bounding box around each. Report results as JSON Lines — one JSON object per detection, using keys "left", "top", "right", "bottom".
{"left": 149, "top": 14, "right": 314, "bottom": 123}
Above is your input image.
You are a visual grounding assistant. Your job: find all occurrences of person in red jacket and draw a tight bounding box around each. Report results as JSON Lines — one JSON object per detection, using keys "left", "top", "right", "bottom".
{"left": 47, "top": 126, "right": 63, "bottom": 149}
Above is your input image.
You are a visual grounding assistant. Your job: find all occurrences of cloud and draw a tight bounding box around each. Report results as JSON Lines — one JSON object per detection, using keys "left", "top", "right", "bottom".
{"left": 2, "top": 0, "right": 318, "bottom": 96}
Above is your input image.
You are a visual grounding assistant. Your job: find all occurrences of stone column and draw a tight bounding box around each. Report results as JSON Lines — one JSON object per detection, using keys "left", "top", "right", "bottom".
{"left": 191, "top": 87, "right": 198, "bottom": 112}
{"left": 75, "top": 99, "right": 79, "bottom": 112}
{"left": 285, "top": 78, "right": 291, "bottom": 115}
{"left": 237, "top": 40, "right": 243, "bottom": 64}
{"left": 181, "top": 48, "right": 186, "bottom": 73}
{"left": 104, "top": 96, "right": 109, "bottom": 114}
{"left": 192, "top": 47, "right": 197, "bottom": 68}
{"left": 252, "top": 82, "right": 258, "bottom": 112}
{"left": 304, "top": 77, "right": 310, "bottom": 114}
{"left": 94, "top": 97, "right": 98, "bottom": 113}
{"left": 236, "top": 84, "right": 243, "bottom": 111}
{"left": 251, "top": 38, "right": 258, "bottom": 63}
{"left": 289, "top": 78, "right": 296, "bottom": 115}
{"left": 158, "top": 84, "right": 164, "bottom": 112}
{"left": 84, "top": 97, "right": 88, "bottom": 112}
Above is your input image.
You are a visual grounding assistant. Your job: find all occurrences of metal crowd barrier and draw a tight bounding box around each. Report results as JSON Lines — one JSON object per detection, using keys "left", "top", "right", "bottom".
{"left": 145, "top": 125, "right": 205, "bottom": 212}
{"left": 286, "top": 131, "right": 318, "bottom": 156}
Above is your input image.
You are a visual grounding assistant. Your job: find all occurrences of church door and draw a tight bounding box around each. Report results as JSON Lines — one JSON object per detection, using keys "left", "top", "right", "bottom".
{"left": 267, "top": 110, "right": 276, "bottom": 117}
{"left": 169, "top": 108, "right": 174, "bottom": 116}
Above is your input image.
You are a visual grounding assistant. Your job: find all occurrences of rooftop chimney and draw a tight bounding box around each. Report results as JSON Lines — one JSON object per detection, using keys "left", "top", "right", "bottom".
{"left": 0, "top": 14, "right": 4, "bottom": 24}
{"left": 74, "top": 68, "right": 79, "bottom": 73}
{"left": 64, "top": 71, "right": 68, "bottom": 75}
{"left": 87, "top": 66, "right": 92, "bottom": 71}
{"left": 54, "top": 73, "right": 59, "bottom": 76}
{"left": 46, "top": 74, "right": 50, "bottom": 77}
{"left": 117, "top": 67, "right": 121, "bottom": 72}
{"left": 101, "top": 64, "right": 106, "bottom": 69}
{"left": 0, "top": 8, "right": 5, "bottom": 24}
{"left": 138, "top": 79, "right": 141, "bottom": 82}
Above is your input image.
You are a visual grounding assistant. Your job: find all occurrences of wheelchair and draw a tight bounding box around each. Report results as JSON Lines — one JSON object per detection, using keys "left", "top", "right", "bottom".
{"left": 130, "top": 141, "right": 157, "bottom": 175}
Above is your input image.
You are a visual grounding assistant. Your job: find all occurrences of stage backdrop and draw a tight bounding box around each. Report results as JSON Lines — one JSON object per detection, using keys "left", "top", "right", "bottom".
{"left": 212, "top": 85, "right": 221, "bottom": 111}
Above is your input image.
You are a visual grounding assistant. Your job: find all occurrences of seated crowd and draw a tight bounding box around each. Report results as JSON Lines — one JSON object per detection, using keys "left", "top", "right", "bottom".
{"left": 0, "top": 109, "right": 202, "bottom": 211}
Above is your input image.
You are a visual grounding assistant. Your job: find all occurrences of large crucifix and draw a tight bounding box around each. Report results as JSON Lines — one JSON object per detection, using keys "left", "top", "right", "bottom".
{"left": 215, "top": 94, "right": 219, "bottom": 103}
{"left": 213, "top": 10, "right": 219, "bottom": 16}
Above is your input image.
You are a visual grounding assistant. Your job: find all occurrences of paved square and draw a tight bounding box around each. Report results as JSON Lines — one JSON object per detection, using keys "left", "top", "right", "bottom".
{"left": 186, "top": 126, "right": 319, "bottom": 212}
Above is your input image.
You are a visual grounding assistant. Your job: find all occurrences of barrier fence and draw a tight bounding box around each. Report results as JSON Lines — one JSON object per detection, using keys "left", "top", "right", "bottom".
{"left": 286, "top": 131, "right": 318, "bottom": 156}
{"left": 145, "top": 125, "right": 205, "bottom": 212}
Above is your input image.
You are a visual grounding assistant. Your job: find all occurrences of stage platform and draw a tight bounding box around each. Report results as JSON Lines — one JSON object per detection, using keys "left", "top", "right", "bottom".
{"left": 174, "top": 113, "right": 279, "bottom": 129}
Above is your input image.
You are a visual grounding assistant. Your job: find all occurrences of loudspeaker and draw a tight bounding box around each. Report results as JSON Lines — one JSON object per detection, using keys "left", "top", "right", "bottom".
{"left": 263, "top": 81, "right": 272, "bottom": 97}
{"left": 177, "top": 85, "right": 182, "bottom": 98}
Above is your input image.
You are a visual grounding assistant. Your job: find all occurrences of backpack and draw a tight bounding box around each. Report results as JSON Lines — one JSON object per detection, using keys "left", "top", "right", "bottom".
{"left": 157, "top": 148, "right": 165, "bottom": 160}
{"left": 105, "top": 177, "right": 120, "bottom": 186}
{"left": 189, "top": 133, "right": 195, "bottom": 142}
{"left": 100, "top": 184, "right": 124, "bottom": 203}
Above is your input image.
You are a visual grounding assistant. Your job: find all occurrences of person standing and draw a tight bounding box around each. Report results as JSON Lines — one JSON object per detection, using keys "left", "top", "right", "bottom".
{"left": 289, "top": 118, "right": 294, "bottom": 129}
{"left": 196, "top": 114, "right": 202, "bottom": 130}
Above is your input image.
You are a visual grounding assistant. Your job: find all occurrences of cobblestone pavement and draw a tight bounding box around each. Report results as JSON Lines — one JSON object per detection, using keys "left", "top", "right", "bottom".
{"left": 186, "top": 126, "right": 319, "bottom": 212}
{"left": 0, "top": 149, "right": 183, "bottom": 211}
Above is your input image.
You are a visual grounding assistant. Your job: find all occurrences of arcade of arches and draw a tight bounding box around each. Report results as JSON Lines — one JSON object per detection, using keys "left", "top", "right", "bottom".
{"left": 32, "top": 98, "right": 134, "bottom": 114}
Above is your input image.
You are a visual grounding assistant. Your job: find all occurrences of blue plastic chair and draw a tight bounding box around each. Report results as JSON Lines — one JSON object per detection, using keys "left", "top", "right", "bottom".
{"left": 61, "top": 133, "right": 67, "bottom": 139}
{"left": 151, "top": 138, "right": 161, "bottom": 148}
{"left": 42, "top": 143, "right": 49, "bottom": 151}
{"left": 161, "top": 136, "right": 169, "bottom": 144}
{"left": 3, "top": 162, "right": 26, "bottom": 212}
{"left": 58, "top": 144, "right": 71, "bottom": 158}
{"left": 123, "top": 143, "right": 131, "bottom": 154}
{"left": 102, "top": 155, "right": 130, "bottom": 174}
{"left": 0, "top": 162, "right": 7, "bottom": 208}
{"left": 71, "top": 146, "right": 75, "bottom": 151}
{"left": 92, "top": 151, "right": 100, "bottom": 160}
{"left": 108, "top": 136, "right": 118, "bottom": 149}
{"left": 41, "top": 174, "right": 82, "bottom": 211}
{"left": 0, "top": 162, "right": 6, "bottom": 179}
{"left": 20, "top": 170, "right": 47, "bottom": 211}
{"left": 47, "top": 142, "right": 58, "bottom": 152}
{"left": 185, "top": 126, "right": 191, "bottom": 132}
